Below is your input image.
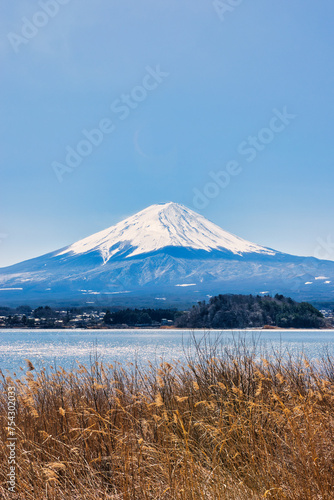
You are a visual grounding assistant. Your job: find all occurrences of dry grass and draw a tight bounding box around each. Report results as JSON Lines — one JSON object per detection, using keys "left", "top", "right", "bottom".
{"left": 1, "top": 336, "right": 334, "bottom": 499}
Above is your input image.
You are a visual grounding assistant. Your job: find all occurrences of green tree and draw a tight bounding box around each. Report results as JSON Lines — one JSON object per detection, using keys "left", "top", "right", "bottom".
{"left": 103, "top": 310, "right": 113, "bottom": 324}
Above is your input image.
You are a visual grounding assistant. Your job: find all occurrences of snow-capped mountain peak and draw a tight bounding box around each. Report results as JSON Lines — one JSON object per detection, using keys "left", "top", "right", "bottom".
{"left": 56, "top": 202, "right": 275, "bottom": 262}
{"left": 2, "top": 202, "right": 334, "bottom": 307}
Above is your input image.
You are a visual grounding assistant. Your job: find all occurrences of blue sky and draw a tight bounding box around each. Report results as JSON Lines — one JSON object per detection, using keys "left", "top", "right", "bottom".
{"left": 1, "top": 0, "right": 333, "bottom": 267}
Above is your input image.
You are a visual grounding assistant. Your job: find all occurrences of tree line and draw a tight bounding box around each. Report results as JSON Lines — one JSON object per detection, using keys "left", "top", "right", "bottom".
{"left": 174, "top": 294, "right": 328, "bottom": 329}
{"left": 0, "top": 295, "right": 331, "bottom": 329}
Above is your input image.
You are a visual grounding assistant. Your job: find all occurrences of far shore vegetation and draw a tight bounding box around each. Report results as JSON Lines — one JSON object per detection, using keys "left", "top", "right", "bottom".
{"left": 0, "top": 294, "right": 333, "bottom": 329}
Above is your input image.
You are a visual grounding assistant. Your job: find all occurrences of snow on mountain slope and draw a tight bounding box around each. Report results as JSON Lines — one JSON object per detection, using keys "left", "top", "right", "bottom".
{"left": 1, "top": 202, "right": 334, "bottom": 306}
{"left": 56, "top": 202, "right": 276, "bottom": 262}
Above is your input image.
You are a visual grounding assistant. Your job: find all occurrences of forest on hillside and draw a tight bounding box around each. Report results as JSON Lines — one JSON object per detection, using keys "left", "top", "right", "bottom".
{"left": 175, "top": 294, "right": 329, "bottom": 329}
{"left": 0, "top": 295, "right": 331, "bottom": 329}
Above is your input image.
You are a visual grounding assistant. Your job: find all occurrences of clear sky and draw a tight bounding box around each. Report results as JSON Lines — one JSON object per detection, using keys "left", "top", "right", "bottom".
{"left": 1, "top": 0, "right": 333, "bottom": 267}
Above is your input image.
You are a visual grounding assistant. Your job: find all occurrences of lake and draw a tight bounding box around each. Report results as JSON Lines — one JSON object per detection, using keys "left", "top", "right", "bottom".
{"left": 0, "top": 328, "right": 334, "bottom": 376}
{"left": 0, "top": 329, "right": 334, "bottom": 373}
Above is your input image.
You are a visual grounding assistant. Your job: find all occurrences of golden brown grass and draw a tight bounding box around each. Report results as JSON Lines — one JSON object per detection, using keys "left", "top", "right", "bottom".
{"left": 1, "top": 338, "right": 334, "bottom": 499}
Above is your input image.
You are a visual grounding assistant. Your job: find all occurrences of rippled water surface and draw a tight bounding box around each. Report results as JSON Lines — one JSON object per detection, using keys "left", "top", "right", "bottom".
{"left": 1, "top": 329, "right": 334, "bottom": 375}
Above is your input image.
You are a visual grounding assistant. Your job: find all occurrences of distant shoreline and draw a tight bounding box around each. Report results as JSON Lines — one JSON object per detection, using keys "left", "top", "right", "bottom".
{"left": 1, "top": 326, "right": 333, "bottom": 331}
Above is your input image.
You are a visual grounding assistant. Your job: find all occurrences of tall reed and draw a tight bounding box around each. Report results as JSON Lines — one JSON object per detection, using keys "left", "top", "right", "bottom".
{"left": 1, "top": 335, "right": 333, "bottom": 499}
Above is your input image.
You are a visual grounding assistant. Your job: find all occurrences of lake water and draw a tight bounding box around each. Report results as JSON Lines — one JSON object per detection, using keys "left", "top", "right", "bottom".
{"left": 0, "top": 329, "right": 334, "bottom": 376}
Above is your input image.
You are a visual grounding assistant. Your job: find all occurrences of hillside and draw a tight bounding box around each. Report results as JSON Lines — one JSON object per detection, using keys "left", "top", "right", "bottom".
{"left": 175, "top": 294, "right": 329, "bottom": 329}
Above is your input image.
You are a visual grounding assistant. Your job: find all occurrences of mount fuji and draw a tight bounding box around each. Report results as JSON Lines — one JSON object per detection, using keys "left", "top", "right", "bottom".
{"left": 0, "top": 202, "right": 333, "bottom": 307}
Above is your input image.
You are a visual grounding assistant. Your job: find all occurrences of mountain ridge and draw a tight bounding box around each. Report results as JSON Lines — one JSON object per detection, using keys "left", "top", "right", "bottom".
{"left": 54, "top": 202, "right": 276, "bottom": 263}
{"left": 0, "top": 202, "right": 333, "bottom": 306}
